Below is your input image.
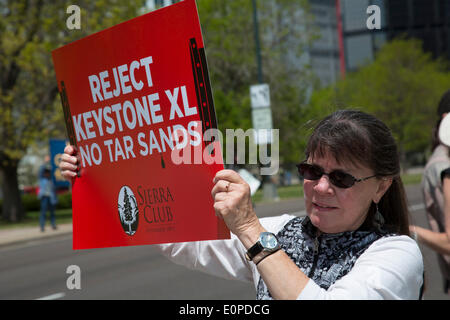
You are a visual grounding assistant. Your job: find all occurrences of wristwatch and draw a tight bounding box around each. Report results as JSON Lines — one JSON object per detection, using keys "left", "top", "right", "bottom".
{"left": 245, "top": 232, "right": 281, "bottom": 265}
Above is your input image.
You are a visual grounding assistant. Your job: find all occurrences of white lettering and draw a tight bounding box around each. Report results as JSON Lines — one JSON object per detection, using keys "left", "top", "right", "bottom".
{"left": 99, "top": 71, "right": 113, "bottom": 100}
{"left": 88, "top": 75, "right": 103, "bottom": 103}
{"left": 140, "top": 56, "right": 154, "bottom": 88}
{"left": 181, "top": 85, "right": 197, "bottom": 116}
{"left": 73, "top": 114, "right": 87, "bottom": 142}
{"left": 91, "top": 108, "right": 104, "bottom": 136}
{"left": 122, "top": 100, "right": 137, "bottom": 130}
{"left": 112, "top": 67, "right": 121, "bottom": 97}
{"left": 148, "top": 93, "right": 163, "bottom": 124}
{"left": 167, "top": 87, "right": 184, "bottom": 120}
{"left": 135, "top": 97, "right": 151, "bottom": 127}
{"left": 138, "top": 132, "right": 148, "bottom": 156}
{"left": 104, "top": 106, "right": 115, "bottom": 135}
{"left": 118, "top": 64, "right": 132, "bottom": 95}
{"left": 104, "top": 139, "right": 114, "bottom": 162}
{"left": 82, "top": 111, "right": 96, "bottom": 139}
{"left": 111, "top": 103, "right": 124, "bottom": 132}
{"left": 130, "top": 60, "right": 144, "bottom": 91}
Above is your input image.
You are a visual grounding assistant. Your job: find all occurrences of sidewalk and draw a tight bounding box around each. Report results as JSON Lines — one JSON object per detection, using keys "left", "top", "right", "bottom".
{"left": 0, "top": 223, "right": 73, "bottom": 248}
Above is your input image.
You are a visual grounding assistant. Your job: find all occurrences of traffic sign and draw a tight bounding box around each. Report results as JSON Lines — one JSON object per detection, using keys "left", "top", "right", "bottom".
{"left": 250, "top": 83, "right": 270, "bottom": 108}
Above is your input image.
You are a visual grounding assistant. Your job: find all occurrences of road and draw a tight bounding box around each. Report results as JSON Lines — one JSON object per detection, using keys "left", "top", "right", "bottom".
{"left": 0, "top": 183, "right": 448, "bottom": 300}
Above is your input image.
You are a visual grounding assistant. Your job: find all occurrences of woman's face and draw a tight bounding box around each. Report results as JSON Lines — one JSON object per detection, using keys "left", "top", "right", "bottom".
{"left": 303, "top": 152, "right": 390, "bottom": 234}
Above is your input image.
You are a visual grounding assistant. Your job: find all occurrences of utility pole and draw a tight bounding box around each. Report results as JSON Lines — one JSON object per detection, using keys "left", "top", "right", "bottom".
{"left": 252, "top": 0, "right": 263, "bottom": 84}
{"left": 251, "top": 0, "right": 278, "bottom": 201}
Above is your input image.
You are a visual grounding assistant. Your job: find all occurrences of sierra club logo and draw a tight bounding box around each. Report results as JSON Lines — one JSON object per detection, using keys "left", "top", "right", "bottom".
{"left": 118, "top": 186, "right": 139, "bottom": 235}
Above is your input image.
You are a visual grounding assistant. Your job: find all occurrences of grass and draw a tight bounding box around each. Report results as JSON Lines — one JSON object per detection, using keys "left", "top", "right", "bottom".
{"left": 400, "top": 173, "right": 422, "bottom": 185}
{"left": 252, "top": 184, "right": 303, "bottom": 204}
{"left": 0, "top": 173, "right": 423, "bottom": 229}
{"left": 0, "top": 208, "right": 73, "bottom": 230}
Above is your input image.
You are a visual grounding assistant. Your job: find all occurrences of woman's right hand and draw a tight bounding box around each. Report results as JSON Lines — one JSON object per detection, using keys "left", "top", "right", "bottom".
{"left": 60, "top": 145, "right": 79, "bottom": 180}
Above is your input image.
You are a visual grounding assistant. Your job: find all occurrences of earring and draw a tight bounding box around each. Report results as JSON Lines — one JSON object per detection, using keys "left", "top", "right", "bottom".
{"left": 374, "top": 202, "right": 385, "bottom": 231}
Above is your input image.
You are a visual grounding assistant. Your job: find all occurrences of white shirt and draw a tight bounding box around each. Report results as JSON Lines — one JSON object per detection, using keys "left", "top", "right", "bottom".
{"left": 155, "top": 214, "right": 424, "bottom": 300}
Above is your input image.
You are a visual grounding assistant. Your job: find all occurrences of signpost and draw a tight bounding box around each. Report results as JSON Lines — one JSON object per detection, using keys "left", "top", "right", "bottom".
{"left": 250, "top": 84, "right": 273, "bottom": 145}
{"left": 250, "top": 0, "right": 278, "bottom": 201}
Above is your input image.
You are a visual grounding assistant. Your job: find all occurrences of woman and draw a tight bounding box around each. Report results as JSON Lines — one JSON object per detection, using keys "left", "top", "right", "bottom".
{"left": 411, "top": 95, "right": 450, "bottom": 295}
{"left": 411, "top": 172, "right": 450, "bottom": 255}
{"left": 60, "top": 110, "right": 424, "bottom": 299}
{"left": 410, "top": 112, "right": 450, "bottom": 296}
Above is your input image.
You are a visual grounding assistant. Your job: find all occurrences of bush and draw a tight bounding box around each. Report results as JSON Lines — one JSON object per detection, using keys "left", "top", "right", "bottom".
{"left": 0, "top": 192, "right": 72, "bottom": 215}
{"left": 56, "top": 192, "right": 72, "bottom": 209}
{"left": 21, "top": 194, "right": 41, "bottom": 211}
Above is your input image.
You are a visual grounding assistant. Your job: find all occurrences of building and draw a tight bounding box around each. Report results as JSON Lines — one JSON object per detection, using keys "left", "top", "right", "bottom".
{"left": 384, "top": 0, "right": 450, "bottom": 61}
{"left": 146, "top": 1, "right": 450, "bottom": 83}
{"left": 307, "top": 0, "right": 341, "bottom": 86}
{"left": 340, "top": 0, "right": 450, "bottom": 72}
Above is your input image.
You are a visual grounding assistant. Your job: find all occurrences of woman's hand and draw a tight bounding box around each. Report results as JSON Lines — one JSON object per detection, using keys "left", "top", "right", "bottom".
{"left": 60, "top": 145, "right": 79, "bottom": 180}
{"left": 211, "top": 169, "right": 264, "bottom": 248}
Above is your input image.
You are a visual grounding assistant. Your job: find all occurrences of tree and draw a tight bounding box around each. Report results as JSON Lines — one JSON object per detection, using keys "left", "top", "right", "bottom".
{"left": 0, "top": 1, "right": 145, "bottom": 222}
{"left": 0, "top": 0, "right": 316, "bottom": 222}
{"left": 306, "top": 38, "right": 450, "bottom": 166}
{"left": 197, "top": 0, "right": 317, "bottom": 167}
{"left": 123, "top": 188, "right": 133, "bottom": 223}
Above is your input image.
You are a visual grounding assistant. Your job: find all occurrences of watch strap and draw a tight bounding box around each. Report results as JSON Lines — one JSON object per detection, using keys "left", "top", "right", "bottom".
{"left": 253, "top": 247, "right": 280, "bottom": 265}
{"left": 245, "top": 232, "right": 281, "bottom": 265}
{"left": 245, "top": 241, "right": 264, "bottom": 261}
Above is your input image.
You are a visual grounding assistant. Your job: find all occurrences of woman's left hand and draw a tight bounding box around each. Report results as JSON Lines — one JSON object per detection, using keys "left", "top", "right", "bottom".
{"left": 211, "top": 169, "right": 263, "bottom": 247}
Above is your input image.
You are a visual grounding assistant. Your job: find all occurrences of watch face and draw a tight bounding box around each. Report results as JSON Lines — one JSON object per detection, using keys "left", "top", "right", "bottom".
{"left": 261, "top": 232, "right": 278, "bottom": 250}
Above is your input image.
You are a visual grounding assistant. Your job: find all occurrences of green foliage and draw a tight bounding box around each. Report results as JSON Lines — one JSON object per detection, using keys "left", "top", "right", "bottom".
{"left": 21, "top": 193, "right": 41, "bottom": 211}
{"left": 306, "top": 38, "right": 450, "bottom": 161}
{"left": 197, "top": 0, "right": 317, "bottom": 166}
{"left": 252, "top": 183, "right": 304, "bottom": 203}
{"left": 0, "top": 192, "right": 71, "bottom": 213}
{"left": 0, "top": 1, "right": 145, "bottom": 221}
{"left": 56, "top": 192, "right": 72, "bottom": 210}
{"left": 0, "top": 1, "right": 146, "bottom": 165}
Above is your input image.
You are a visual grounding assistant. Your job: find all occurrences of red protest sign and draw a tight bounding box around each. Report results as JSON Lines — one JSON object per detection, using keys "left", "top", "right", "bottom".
{"left": 52, "top": 0, "right": 229, "bottom": 250}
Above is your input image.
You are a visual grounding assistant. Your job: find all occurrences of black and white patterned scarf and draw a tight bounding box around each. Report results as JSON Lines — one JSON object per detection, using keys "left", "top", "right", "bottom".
{"left": 256, "top": 216, "right": 394, "bottom": 300}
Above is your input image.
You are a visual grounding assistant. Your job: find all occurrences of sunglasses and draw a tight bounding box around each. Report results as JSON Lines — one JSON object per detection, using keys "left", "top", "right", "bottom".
{"left": 296, "top": 162, "right": 377, "bottom": 189}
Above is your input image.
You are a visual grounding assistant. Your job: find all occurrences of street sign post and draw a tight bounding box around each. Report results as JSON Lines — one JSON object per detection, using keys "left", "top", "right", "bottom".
{"left": 250, "top": 83, "right": 273, "bottom": 145}
{"left": 249, "top": 83, "right": 278, "bottom": 200}
{"left": 250, "top": 83, "right": 270, "bottom": 109}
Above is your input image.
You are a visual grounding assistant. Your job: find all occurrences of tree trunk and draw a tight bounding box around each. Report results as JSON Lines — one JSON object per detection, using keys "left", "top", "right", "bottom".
{"left": 0, "top": 161, "right": 25, "bottom": 222}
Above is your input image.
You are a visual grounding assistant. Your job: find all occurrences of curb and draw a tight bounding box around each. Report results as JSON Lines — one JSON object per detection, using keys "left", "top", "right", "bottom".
{"left": 0, "top": 223, "right": 73, "bottom": 248}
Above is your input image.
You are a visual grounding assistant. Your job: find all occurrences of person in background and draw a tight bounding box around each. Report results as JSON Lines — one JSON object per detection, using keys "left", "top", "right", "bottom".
{"left": 411, "top": 103, "right": 450, "bottom": 295}
{"left": 38, "top": 164, "right": 58, "bottom": 232}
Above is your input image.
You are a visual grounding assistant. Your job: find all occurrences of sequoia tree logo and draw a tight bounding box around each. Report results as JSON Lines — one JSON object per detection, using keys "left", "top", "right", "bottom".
{"left": 118, "top": 186, "right": 139, "bottom": 236}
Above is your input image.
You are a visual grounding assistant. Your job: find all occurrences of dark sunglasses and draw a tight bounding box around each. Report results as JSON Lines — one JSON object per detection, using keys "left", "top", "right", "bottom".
{"left": 296, "top": 162, "right": 377, "bottom": 189}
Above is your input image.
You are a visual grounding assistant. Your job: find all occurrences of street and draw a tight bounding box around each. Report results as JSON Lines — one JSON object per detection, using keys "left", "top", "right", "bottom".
{"left": 0, "top": 183, "right": 448, "bottom": 300}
